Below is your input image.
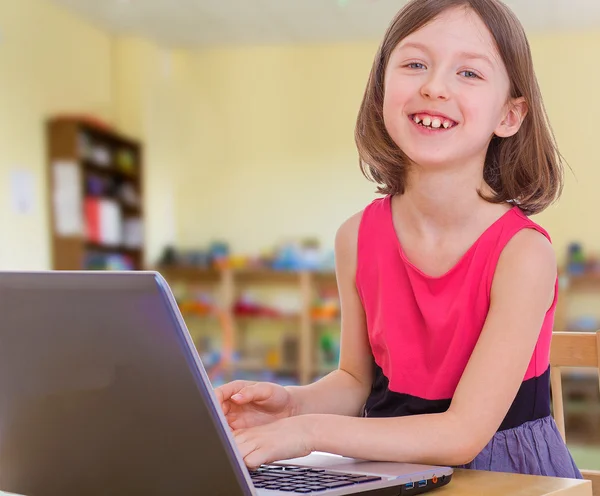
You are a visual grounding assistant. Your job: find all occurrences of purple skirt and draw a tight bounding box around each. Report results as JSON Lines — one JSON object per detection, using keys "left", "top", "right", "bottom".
{"left": 457, "top": 415, "right": 583, "bottom": 479}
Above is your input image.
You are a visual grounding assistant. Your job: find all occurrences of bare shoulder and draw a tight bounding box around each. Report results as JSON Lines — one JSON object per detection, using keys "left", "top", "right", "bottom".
{"left": 493, "top": 227, "right": 557, "bottom": 307}
{"left": 335, "top": 210, "right": 364, "bottom": 245}
{"left": 334, "top": 210, "right": 364, "bottom": 262}
{"left": 498, "top": 227, "right": 556, "bottom": 276}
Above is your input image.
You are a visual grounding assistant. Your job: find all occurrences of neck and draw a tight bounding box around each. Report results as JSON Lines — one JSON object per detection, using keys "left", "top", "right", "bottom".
{"left": 397, "top": 162, "right": 500, "bottom": 234}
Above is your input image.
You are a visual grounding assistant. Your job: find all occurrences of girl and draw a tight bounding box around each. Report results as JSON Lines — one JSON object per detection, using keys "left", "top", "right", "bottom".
{"left": 216, "top": 0, "right": 582, "bottom": 479}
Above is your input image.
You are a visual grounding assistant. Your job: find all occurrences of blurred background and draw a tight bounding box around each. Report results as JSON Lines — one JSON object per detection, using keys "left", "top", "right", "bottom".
{"left": 1, "top": 0, "right": 599, "bottom": 470}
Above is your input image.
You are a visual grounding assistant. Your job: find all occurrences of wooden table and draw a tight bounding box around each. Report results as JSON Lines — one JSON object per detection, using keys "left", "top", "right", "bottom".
{"left": 0, "top": 469, "right": 590, "bottom": 496}
{"left": 438, "top": 468, "right": 592, "bottom": 496}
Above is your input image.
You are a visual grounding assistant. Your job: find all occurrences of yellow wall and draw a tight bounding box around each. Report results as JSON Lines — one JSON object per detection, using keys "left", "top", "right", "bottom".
{"left": 176, "top": 43, "right": 379, "bottom": 256}
{"left": 112, "top": 37, "right": 195, "bottom": 264}
{"left": 529, "top": 33, "right": 600, "bottom": 263}
{"left": 0, "top": 0, "right": 113, "bottom": 269}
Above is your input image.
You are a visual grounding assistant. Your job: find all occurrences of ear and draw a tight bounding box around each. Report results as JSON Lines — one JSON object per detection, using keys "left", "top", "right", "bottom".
{"left": 494, "top": 97, "right": 528, "bottom": 138}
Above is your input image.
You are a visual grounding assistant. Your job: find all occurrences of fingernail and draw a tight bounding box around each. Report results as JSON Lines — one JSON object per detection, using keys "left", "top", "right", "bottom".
{"left": 232, "top": 394, "right": 243, "bottom": 401}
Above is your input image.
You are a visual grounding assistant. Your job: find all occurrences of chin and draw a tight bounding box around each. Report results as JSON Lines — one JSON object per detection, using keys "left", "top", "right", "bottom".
{"left": 404, "top": 152, "right": 454, "bottom": 169}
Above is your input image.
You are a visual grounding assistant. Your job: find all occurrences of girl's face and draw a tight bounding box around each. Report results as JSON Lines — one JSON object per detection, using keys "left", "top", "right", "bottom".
{"left": 383, "top": 6, "right": 525, "bottom": 172}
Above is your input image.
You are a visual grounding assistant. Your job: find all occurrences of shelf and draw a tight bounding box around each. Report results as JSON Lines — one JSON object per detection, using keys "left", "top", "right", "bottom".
{"left": 158, "top": 266, "right": 339, "bottom": 385}
{"left": 235, "top": 314, "right": 301, "bottom": 324}
{"left": 85, "top": 242, "right": 141, "bottom": 254}
{"left": 563, "top": 273, "right": 600, "bottom": 291}
{"left": 83, "top": 159, "right": 139, "bottom": 182}
{"left": 85, "top": 194, "right": 142, "bottom": 215}
{"left": 235, "top": 268, "right": 304, "bottom": 286}
{"left": 233, "top": 360, "right": 297, "bottom": 375}
{"left": 180, "top": 311, "right": 219, "bottom": 322}
{"left": 312, "top": 270, "right": 337, "bottom": 288}
{"left": 48, "top": 117, "right": 145, "bottom": 271}
{"left": 121, "top": 204, "right": 142, "bottom": 216}
{"left": 79, "top": 121, "right": 140, "bottom": 149}
{"left": 157, "top": 266, "right": 335, "bottom": 285}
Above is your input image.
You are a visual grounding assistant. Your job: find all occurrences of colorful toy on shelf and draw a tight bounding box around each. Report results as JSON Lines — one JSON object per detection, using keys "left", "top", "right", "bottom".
{"left": 156, "top": 237, "right": 336, "bottom": 274}
{"left": 567, "top": 243, "right": 586, "bottom": 275}
{"left": 176, "top": 287, "right": 216, "bottom": 317}
{"left": 271, "top": 241, "right": 302, "bottom": 270}
{"left": 265, "top": 347, "right": 282, "bottom": 370}
{"left": 228, "top": 255, "right": 251, "bottom": 270}
{"left": 270, "top": 238, "right": 334, "bottom": 271}
{"left": 233, "top": 291, "right": 283, "bottom": 318}
{"left": 564, "top": 242, "right": 600, "bottom": 277}
{"left": 179, "top": 299, "right": 212, "bottom": 316}
{"left": 84, "top": 252, "right": 134, "bottom": 271}
{"left": 319, "top": 332, "right": 340, "bottom": 366}
{"left": 311, "top": 290, "right": 340, "bottom": 321}
{"left": 116, "top": 148, "right": 136, "bottom": 176}
{"left": 208, "top": 241, "right": 230, "bottom": 269}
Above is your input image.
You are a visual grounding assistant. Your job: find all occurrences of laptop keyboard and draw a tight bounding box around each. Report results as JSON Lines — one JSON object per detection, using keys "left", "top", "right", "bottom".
{"left": 249, "top": 464, "right": 382, "bottom": 493}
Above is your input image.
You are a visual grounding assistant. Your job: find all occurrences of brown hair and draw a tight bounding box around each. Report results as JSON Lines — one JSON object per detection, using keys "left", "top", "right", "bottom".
{"left": 355, "top": 0, "right": 564, "bottom": 215}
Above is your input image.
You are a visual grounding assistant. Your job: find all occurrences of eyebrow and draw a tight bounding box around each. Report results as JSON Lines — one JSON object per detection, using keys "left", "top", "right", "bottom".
{"left": 396, "top": 41, "right": 495, "bottom": 69}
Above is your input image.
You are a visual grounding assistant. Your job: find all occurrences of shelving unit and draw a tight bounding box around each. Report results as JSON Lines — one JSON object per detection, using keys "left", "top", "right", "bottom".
{"left": 555, "top": 272, "right": 600, "bottom": 331}
{"left": 46, "top": 116, "right": 144, "bottom": 271}
{"left": 157, "top": 266, "right": 340, "bottom": 385}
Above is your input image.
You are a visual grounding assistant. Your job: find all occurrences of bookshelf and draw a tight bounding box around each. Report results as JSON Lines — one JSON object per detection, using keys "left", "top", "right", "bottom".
{"left": 46, "top": 117, "right": 144, "bottom": 271}
{"left": 157, "top": 266, "right": 340, "bottom": 385}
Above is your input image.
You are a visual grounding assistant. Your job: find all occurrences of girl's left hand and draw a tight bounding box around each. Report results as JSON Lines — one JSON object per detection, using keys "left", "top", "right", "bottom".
{"left": 233, "top": 414, "right": 316, "bottom": 469}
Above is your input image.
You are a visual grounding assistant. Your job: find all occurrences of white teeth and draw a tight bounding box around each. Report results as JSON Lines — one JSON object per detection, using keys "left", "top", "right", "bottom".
{"left": 413, "top": 115, "right": 455, "bottom": 129}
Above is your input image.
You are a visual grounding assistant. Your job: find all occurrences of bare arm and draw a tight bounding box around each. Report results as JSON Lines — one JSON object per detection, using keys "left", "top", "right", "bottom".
{"left": 287, "top": 211, "right": 374, "bottom": 417}
{"left": 304, "top": 229, "right": 557, "bottom": 466}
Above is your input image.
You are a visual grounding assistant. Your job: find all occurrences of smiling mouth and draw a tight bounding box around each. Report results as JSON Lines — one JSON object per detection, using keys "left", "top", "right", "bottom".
{"left": 409, "top": 113, "right": 458, "bottom": 130}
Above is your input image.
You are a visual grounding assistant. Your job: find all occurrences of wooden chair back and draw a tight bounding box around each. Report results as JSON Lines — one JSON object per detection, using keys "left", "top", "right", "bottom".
{"left": 550, "top": 331, "right": 600, "bottom": 495}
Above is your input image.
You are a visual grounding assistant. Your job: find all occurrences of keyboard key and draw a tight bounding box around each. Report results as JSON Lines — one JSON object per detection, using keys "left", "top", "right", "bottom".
{"left": 323, "top": 481, "right": 357, "bottom": 489}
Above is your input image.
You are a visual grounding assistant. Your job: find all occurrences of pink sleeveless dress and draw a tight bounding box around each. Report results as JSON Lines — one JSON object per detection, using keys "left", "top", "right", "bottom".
{"left": 355, "top": 195, "right": 581, "bottom": 478}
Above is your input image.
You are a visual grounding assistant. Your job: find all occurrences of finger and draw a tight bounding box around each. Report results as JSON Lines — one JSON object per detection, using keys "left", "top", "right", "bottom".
{"left": 233, "top": 431, "right": 258, "bottom": 466}
{"left": 213, "top": 389, "right": 230, "bottom": 416}
{"left": 229, "top": 415, "right": 252, "bottom": 431}
{"left": 224, "top": 410, "right": 241, "bottom": 428}
{"left": 215, "top": 380, "right": 255, "bottom": 402}
{"left": 228, "top": 417, "right": 244, "bottom": 430}
{"left": 231, "top": 383, "right": 273, "bottom": 405}
{"left": 228, "top": 410, "right": 271, "bottom": 430}
{"left": 244, "top": 447, "right": 270, "bottom": 470}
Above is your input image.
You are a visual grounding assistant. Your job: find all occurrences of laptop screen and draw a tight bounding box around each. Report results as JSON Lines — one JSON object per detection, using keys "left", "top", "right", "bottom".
{"left": 0, "top": 271, "right": 252, "bottom": 496}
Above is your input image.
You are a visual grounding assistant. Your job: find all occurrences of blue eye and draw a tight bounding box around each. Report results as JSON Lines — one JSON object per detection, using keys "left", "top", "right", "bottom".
{"left": 460, "top": 70, "right": 480, "bottom": 79}
{"left": 407, "top": 62, "right": 426, "bottom": 70}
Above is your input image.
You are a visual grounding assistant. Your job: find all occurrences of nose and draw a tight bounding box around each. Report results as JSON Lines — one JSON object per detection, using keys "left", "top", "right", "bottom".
{"left": 420, "top": 71, "right": 449, "bottom": 101}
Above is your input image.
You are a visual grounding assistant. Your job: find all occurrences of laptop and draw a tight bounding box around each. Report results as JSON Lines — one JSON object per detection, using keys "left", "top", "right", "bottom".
{"left": 0, "top": 270, "right": 453, "bottom": 496}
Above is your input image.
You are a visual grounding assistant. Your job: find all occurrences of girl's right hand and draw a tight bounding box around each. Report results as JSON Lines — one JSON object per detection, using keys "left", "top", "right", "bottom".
{"left": 214, "top": 380, "right": 296, "bottom": 431}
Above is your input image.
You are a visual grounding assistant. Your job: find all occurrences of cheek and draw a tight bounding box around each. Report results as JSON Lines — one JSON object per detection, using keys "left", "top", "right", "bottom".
{"left": 461, "top": 91, "right": 505, "bottom": 133}
{"left": 383, "top": 82, "right": 410, "bottom": 136}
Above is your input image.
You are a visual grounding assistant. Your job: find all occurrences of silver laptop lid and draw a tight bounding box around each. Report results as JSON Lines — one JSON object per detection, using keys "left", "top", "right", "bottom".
{"left": 0, "top": 271, "right": 255, "bottom": 496}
